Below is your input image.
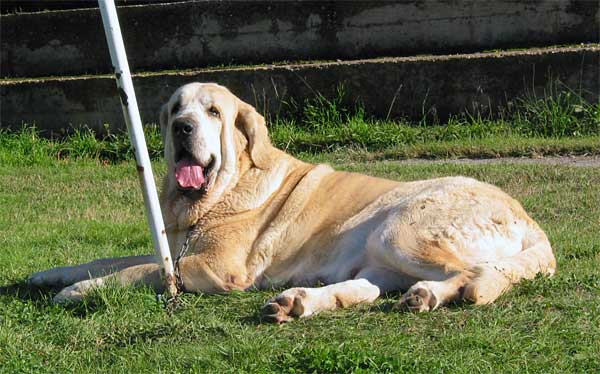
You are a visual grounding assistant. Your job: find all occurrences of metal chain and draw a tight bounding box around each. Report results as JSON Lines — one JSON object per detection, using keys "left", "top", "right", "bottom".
{"left": 173, "top": 224, "right": 200, "bottom": 292}
{"left": 158, "top": 224, "right": 199, "bottom": 312}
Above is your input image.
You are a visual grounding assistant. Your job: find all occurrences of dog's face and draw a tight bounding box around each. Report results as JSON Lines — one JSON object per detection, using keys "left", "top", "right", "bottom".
{"left": 160, "top": 82, "right": 271, "bottom": 206}
{"left": 160, "top": 83, "right": 234, "bottom": 197}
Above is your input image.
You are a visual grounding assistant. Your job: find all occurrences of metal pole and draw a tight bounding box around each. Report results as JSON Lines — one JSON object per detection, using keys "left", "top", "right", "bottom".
{"left": 98, "top": 0, "right": 177, "bottom": 296}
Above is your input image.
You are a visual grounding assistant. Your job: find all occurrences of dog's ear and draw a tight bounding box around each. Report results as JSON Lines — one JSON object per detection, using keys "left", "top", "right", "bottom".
{"left": 235, "top": 100, "right": 271, "bottom": 169}
{"left": 159, "top": 103, "right": 168, "bottom": 141}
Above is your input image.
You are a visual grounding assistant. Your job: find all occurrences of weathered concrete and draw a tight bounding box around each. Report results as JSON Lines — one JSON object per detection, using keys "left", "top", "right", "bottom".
{"left": 2, "top": 0, "right": 598, "bottom": 78}
{"left": 0, "top": 0, "right": 177, "bottom": 14}
{"left": 2, "top": 47, "right": 598, "bottom": 134}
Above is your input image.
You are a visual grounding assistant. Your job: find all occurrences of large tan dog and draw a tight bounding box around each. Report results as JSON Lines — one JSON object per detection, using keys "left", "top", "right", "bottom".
{"left": 29, "top": 83, "right": 556, "bottom": 322}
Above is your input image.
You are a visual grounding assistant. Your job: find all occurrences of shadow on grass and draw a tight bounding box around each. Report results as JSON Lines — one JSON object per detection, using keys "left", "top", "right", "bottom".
{"left": 239, "top": 312, "right": 264, "bottom": 325}
{"left": 0, "top": 280, "right": 52, "bottom": 302}
{"left": 0, "top": 280, "right": 110, "bottom": 318}
{"left": 239, "top": 292, "right": 423, "bottom": 326}
{"left": 369, "top": 299, "right": 399, "bottom": 313}
{"left": 3, "top": 281, "right": 476, "bottom": 322}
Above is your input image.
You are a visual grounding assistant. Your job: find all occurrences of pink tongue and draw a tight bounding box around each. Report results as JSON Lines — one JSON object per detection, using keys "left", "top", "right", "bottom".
{"left": 175, "top": 159, "right": 205, "bottom": 189}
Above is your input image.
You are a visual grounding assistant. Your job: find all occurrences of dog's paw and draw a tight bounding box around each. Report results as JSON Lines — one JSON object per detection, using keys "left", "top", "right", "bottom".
{"left": 396, "top": 286, "right": 438, "bottom": 312}
{"left": 260, "top": 289, "right": 309, "bottom": 323}
{"left": 53, "top": 284, "right": 84, "bottom": 304}
{"left": 52, "top": 278, "right": 100, "bottom": 304}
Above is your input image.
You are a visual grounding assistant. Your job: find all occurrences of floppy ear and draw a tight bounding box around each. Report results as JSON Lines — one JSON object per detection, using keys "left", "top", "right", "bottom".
{"left": 235, "top": 100, "right": 271, "bottom": 169}
{"left": 159, "top": 103, "right": 168, "bottom": 141}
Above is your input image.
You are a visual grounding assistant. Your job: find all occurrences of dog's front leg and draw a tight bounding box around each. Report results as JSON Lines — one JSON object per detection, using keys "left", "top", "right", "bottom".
{"left": 260, "top": 279, "right": 381, "bottom": 323}
{"left": 52, "top": 262, "right": 163, "bottom": 304}
{"left": 28, "top": 255, "right": 156, "bottom": 290}
{"left": 51, "top": 253, "right": 248, "bottom": 303}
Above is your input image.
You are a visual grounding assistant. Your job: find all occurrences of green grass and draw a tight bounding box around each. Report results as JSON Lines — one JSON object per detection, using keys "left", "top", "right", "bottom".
{"left": 1, "top": 83, "right": 599, "bottom": 372}
{"left": 270, "top": 84, "right": 599, "bottom": 153}
{"left": 3, "top": 82, "right": 598, "bottom": 166}
{"left": 1, "top": 157, "right": 599, "bottom": 373}
{"left": 3, "top": 125, "right": 599, "bottom": 167}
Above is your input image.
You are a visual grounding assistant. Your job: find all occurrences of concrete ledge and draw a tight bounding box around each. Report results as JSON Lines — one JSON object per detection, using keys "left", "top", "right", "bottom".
{"left": 2, "top": 0, "right": 598, "bottom": 78}
{"left": 0, "top": 0, "right": 179, "bottom": 14}
{"left": 1, "top": 47, "right": 598, "bottom": 134}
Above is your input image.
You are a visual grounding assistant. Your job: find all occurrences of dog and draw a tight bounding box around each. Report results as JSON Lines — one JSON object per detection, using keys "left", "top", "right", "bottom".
{"left": 29, "top": 83, "right": 556, "bottom": 322}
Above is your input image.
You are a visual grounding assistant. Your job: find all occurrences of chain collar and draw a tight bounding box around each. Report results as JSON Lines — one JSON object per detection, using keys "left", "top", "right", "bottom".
{"left": 173, "top": 224, "right": 200, "bottom": 293}
{"left": 157, "top": 224, "right": 200, "bottom": 311}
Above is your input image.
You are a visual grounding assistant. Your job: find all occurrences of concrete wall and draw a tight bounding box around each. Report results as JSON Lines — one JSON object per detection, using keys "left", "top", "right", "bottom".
{"left": 0, "top": 0, "right": 179, "bottom": 14}
{"left": 2, "top": 47, "right": 597, "bottom": 134}
{"left": 2, "top": 0, "right": 598, "bottom": 78}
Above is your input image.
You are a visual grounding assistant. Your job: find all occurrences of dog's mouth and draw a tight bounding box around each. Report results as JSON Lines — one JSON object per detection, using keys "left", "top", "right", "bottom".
{"left": 174, "top": 149, "right": 215, "bottom": 195}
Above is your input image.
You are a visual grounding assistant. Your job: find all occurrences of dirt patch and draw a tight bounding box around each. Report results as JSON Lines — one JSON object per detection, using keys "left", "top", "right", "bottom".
{"left": 398, "top": 155, "right": 600, "bottom": 167}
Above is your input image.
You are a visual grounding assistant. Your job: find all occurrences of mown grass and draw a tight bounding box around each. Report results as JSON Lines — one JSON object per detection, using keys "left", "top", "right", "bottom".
{"left": 1, "top": 84, "right": 598, "bottom": 372}
{"left": 1, "top": 157, "right": 599, "bottom": 373}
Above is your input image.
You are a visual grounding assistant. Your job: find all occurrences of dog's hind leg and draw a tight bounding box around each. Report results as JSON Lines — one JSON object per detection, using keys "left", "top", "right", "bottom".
{"left": 28, "top": 255, "right": 156, "bottom": 289}
{"left": 396, "top": 271, "right": 472, "bottom": 312}
{"left": 396, "top": 227, "right": 556, "bottom": 311}
{"left": 366, "top": 220, "right": 475, "bottom": 312}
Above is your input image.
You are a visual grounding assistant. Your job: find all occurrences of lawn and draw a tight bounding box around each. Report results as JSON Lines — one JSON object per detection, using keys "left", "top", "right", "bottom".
{"left": 1, "top": 85, "right": 598, "bottom": 372}
{"left": 1, "top": 153, "right": 599, "bottom": 373}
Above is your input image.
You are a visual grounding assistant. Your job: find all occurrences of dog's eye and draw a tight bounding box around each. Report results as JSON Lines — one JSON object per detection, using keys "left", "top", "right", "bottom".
{"left": 208, "top": 106, "right": 220, "bottom": 118}
{"left": 171, "top": 102, "right": 181, "bottom": 115}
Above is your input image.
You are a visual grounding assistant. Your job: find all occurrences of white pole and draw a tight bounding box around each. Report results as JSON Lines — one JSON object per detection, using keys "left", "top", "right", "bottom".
{"left": 98, "top": 0, "right": 177, "bottom": 296}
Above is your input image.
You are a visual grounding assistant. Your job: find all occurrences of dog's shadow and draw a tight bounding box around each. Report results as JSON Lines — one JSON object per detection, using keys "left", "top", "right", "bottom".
{"left": 1, "top": 282, "right": 467, "bottom": 323}
{"left": 238, "top": 292, "right": 412, "bottom": 326}
{"left": 239, "top": 313, "right": 263, "bottom": 325}
{"left": 369, "top": 293, "right": 468, "bottom": 314}
{"left": 0, "top": 281, "right": 100, "bottom": 317}
{"left": 0, "top": 280, "right": 69, "bottom": 315}
{"left": 0, "top": 280, "right": 50, "bottom": 302}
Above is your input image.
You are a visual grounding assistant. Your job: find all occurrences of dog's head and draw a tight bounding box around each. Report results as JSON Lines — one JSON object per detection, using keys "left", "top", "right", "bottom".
{"left": 160, "top": 83, "right": 272, "bottom": 215}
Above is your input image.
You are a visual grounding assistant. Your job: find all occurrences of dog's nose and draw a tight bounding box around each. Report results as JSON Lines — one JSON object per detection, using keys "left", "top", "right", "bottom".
{"left": 173, "top": 120, "right": 194, "bottom": 136}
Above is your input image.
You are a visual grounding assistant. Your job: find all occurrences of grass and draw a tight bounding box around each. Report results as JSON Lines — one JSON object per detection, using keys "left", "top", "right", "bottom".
{"left": 2, "top": 81, "right": 598, "bottom": 165}
{"left": 1, "top": 157, "right": 599, "bottom": 373}
{"left": 270, "top": 84, "right": 599, "bottom": 154}
{"left": 3, "top": 126, "right": 600, "bottom": 167}
{"left": 1, "top": 84, "right": 599, "bottom": 372}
